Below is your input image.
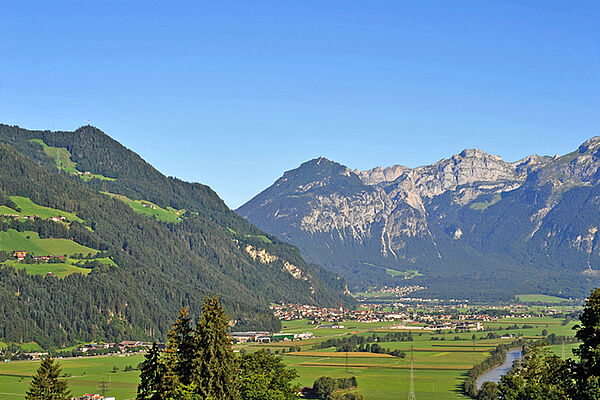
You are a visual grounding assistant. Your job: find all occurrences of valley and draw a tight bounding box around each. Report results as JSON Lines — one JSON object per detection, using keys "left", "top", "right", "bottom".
{"left": 0, "top": 294, "right": 581, "bottom": 399}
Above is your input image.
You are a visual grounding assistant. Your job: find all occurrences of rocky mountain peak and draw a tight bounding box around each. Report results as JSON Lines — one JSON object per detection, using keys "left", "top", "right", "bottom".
{"left": 456, "top": 148, "right": 501, "bottom": 161}
{"left": 578, "top": 136, "right": 600, "bottom": 155}
{"left": 512, "top": 154, "right": 554, "bottom": 177}
{"left": 356, "top": 164, "right": 409, "bottom": 185}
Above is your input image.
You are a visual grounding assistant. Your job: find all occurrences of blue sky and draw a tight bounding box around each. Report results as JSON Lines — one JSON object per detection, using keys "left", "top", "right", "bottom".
{"left": 1, "top": 1, "right": 599, "bottom": 208}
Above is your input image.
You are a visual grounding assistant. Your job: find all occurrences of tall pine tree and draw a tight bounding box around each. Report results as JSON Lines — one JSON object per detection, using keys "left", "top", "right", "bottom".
{"left": 573, "top": 288, "right": 600, "bottom": 399}
{"left": 25, "top": 357, "right": 71, "bottom": 400}
{"left": 194, "top": 296, "right": 240, "bottom": 400}
{"left": 137, "top": 342, "right": 176, "bottom": 400}
{"left": 166, "top": 307, "right": 196, "bottom": 385}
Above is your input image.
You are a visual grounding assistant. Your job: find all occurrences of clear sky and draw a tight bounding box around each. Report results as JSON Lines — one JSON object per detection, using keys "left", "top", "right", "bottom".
{"left": 1, "top": 1, "right": 599, "bottom": 208}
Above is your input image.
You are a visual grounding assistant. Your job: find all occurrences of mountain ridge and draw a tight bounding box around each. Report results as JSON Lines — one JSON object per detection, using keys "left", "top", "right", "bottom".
{"left": 238, "top": 136, "right": 600, "bottom": 300}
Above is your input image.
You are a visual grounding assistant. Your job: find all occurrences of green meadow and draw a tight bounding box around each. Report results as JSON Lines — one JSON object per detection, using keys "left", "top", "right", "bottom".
{"left": 515, "top": 294, "right": 574, "bottom": 303}
{"left": 0, "top": 229, "right": 114, "bottom": 277}
{"left": 0, "top": 230, "right": 97, "bottom": 256}
{"left": 0, "top": 315, "right": 579, "bottom": 399}
{"left": 0, "top": 354, "right": 144, "bottom": 400}
{"left": 3, "top": 260, "right": 91, "bottom": 278}
{"left": 29, "top": 139, "right": 114, "bottom": 182}
{"left": 101, "top": 192, "right": 185, "bottom": 223}
{"left": 5, "top": 196, "right": 82, "bottom": 222}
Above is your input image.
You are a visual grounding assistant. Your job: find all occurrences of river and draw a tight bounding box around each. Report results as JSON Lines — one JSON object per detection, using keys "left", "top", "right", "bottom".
{"left": 476, "top": 348, "right": 523, "bottom": 389}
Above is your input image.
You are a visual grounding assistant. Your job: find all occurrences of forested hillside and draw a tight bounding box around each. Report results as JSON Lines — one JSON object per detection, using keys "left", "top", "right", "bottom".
{"left": 0, "top": 124, "right": 353, "bottom": 349}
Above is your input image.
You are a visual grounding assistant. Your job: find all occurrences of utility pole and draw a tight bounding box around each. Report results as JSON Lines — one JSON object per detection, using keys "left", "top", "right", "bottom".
{"left": 408, "top": 345, "right": 416, "bottom": 400}
{"left": 345, "top": 351, "right": 349, "bottom": 373}
{"left": 98, "top": 378, "right": 110, "bottom": 397}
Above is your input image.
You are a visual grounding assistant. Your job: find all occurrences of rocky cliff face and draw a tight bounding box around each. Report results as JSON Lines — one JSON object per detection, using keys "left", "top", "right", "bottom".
{"left": 237, "top": 137, "right": 600, "bottom": 300}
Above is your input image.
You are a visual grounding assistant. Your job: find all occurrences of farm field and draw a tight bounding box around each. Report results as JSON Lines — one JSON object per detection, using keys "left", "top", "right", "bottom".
{"left": 0, "top": 315, "right": 579, "bottom": 399}
{"left": 3, "top": 196, "right": 82, "bottom": 222}
{"left": 0, "top": 229, "right": 114, "bottom": 277}
{"left": 3, "top": 260, "right": 91, "bottom": 277}
{"left": 515, "top": 294, "right": 575, "bottom": 303}
{"left": 101, "top": 192, "right": 185, "bottom": 223}
{"left": 0, "top": 230, "right": 97, "bottom": 256}
{"left": 0, "top": 354, "right": 144, "bottom": 400}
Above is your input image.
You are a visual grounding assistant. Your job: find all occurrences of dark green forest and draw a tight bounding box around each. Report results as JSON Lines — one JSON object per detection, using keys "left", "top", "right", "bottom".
{"left": 0, "top": 124, "right": 354, "bottom": 349}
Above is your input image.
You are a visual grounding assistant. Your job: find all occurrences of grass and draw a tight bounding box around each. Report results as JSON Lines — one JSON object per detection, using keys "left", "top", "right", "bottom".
{"left": 384, "top": 268, "right": 422, "bottom": 279}
{"left": 0, "top": 315, "right": 580, "bottom": 399}
{"left": 252, "top": 235, "right": 272, "bottom": 244}
{"left": 101, "top": 192, "right": 185, "bottom": 223}
{"left": 0, "top": 230, "right": 98, "bottom": 256}
{"left": 7, "top": 196, "right": 82, "bottom": 222}
{"left": 0, "top": 354, "right": 144, "bottom": 400}
{"left": 29, "top": 139, "right": 114, "bottom": 182}
{"left": 515, "top": 294, "right": 573, "bottom": 303}
{"left": 3, "top": 260, "right": 91, "bottom": 278}
{"left": 469, "top": 194, "right": 501, "bottom": 211}
{"left": 359, "top": 263, "right": 422, "bottom": 280}
{"left": 0, "top": 230, "right": 109, "bottom": 277}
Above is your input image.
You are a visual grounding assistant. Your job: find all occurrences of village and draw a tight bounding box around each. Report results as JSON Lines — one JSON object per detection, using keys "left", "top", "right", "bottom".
{"left": 269, "top": 296, "right": 572, "bottom": 333}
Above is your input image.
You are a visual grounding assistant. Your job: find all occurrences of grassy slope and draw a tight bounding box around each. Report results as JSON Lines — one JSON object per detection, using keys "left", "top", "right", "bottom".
{"left": 101, "top": 192, "right": 185, "bottom": 223}
{"left": 29, "top": 139, "right": 114, "bottom": 181}
{"left": 0, "top": 230, "right": 97, "bottom": 256}
{"left": 0, "top": 230, "right": 101, "bottom": 277}
{"left": 3, "top": 260, "right": 91, "bottom": 278}
{"left": 8, "top": 196, "right": 82, "bottom": 222}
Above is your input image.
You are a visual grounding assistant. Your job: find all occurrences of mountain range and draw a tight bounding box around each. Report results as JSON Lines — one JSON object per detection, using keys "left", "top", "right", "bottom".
{"left": 0, "top": 124, "right": 352, "bottom": 348}
{"left": 238, "top": 137, "right": 600, "bottom": 300}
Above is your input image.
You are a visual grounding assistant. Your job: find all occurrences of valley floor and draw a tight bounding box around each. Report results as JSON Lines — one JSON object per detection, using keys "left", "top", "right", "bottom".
{"left": 0, "top": 315, "right": 578, "bottom": 400}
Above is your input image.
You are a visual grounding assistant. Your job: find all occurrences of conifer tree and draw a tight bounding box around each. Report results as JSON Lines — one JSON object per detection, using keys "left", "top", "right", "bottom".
{"left": 194, "top": 296, "right": 240, "bottom": 399}
{"left": 573, "top": 288, "right": 600, "bottom": 399}
{"left": 166, "top": 307, "right": 197, "bottom": 385}
{"left": 25, "top": 357, "right": 71, "bottom": 400}
{"left": 137, "top": 342, "right": 176, "bottom": 400}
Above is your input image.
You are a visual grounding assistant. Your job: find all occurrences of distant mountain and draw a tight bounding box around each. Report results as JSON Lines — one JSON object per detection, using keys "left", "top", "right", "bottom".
{"left": 237, "top": 138, "right": 600, "bottom": 300}
{"left": 0, "top": 124, "right": 353, "bottom": 348}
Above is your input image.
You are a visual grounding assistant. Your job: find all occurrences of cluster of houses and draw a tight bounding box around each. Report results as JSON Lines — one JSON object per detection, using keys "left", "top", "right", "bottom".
{"left": 72, "top": 394, "right": 115, "bottom": 400}
{"left": 76, "top": 340, "right": 156, "bottom": 354}
{"left": 12, "top": 251, "right": 65, "bottom": 263}
{"left": 270, "top": 302, "right": 412, "bottom": 324}
{"left": 2, "top": 214, "right": 67, "bottom": 222}
{"left": 230, "top": 331, "right": 314, "bottom": 343}
{"left": 359, "top": 285, "right": 427, "bottom": 297}
{"left": 74, "top": 171, "right": 92, "bottom": 176}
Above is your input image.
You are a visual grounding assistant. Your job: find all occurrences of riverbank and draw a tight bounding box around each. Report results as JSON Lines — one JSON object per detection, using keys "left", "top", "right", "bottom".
{"left": 476, "top": 348, "right": 522, "bottom": 389}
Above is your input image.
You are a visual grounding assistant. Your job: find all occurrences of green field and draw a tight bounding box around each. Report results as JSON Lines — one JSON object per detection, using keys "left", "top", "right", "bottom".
{"left": 29, "top": 139, "right": 114, "bottom": 182}
{"left": 384, "top": 268, "right": 422, "bottom": 279}
{"left": 101, "top": 192, "right": 185, "bottom": 223}
{"left": 515, "top": 294, "right": 573, "bottom": 303}
{"left": 0, "top": 229, "right": 106, "bottom": 277}
{"left": 0, "top": 230, "right": 97, "bottom": 256}
{"left": 0, "top": 315, "right": 579, "bottom": 399}
{"left": 3, "top": 260, "right": 91, "bottom": 278}
{"left": 0, "top": 354, "right": 144, "bottom": 400}
{"left": 4, "top": 196, "right": 82, "bottom": 222}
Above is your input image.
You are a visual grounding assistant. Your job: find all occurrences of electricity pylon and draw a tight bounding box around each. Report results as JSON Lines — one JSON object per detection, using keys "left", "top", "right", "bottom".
{"left": 408, "top": 345, "right": 416, "bottom": 400}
